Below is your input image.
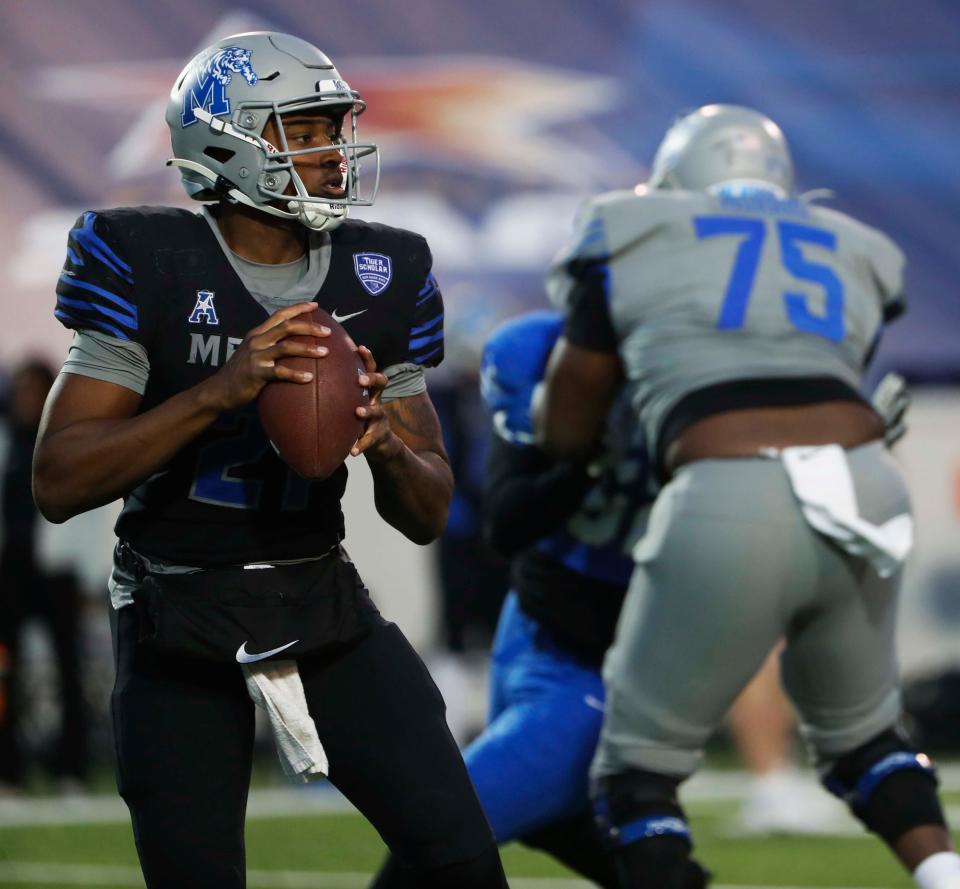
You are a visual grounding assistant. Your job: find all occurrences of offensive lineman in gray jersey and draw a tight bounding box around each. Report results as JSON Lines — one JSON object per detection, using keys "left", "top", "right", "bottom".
{"left": 535, "top": 105, "right": 959, "bottom": 889}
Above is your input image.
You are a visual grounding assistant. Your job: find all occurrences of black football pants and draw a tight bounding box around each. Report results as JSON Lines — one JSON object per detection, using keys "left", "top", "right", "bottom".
{"left": 110, "top": 605, "right": 507, "bottom": 888}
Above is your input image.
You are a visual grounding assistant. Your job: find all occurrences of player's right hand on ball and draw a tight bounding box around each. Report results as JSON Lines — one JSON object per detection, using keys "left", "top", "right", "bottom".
{"left": 203, "top": 302, "right": 330, "bottom": 412}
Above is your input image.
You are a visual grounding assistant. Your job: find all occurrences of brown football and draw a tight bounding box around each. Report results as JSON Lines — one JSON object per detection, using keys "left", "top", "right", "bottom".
{"left": 257, "top": 308, "right": 369, "bottom": 480}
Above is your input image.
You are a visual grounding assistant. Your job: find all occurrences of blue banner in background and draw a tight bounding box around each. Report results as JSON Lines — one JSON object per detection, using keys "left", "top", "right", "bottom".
{"left": 0, "top": 0, "right": 956, "bottom": 379}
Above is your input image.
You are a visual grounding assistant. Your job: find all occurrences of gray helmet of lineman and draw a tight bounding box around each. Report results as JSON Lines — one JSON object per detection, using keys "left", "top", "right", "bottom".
{"left": 647, "top": 104, "right": 793, "bottom": 194}
{"left": 165, "top": 31, "right": 380, "bottom": 232}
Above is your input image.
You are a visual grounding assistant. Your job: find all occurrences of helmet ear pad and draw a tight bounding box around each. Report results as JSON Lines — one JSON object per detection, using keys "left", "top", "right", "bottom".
{"left": 190, "top": 113, "right": 296, "bottom": 203}
{"left": 255, "top": 164, "right": 293, "bottom": 202}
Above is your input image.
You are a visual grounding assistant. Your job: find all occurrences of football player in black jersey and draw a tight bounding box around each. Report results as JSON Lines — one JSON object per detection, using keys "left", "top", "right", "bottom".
{"left": 33, "top": 32, "right": 508, "bottom": 889}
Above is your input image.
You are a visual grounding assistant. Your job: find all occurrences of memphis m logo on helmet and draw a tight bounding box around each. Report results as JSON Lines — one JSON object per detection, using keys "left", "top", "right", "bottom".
{"left": 165, "top": 31, "right": 381, "bottom": 233}
{"left": 180, "top": 46, "right": 260, "bottom": 128}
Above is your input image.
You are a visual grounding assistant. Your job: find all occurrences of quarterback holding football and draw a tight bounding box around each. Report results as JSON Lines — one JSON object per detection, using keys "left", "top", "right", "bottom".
{"left": 33, "top": 31, "right": 508, "bottom": 889}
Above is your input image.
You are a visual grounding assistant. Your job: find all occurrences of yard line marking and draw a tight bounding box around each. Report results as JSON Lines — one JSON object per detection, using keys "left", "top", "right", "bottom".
{"left": 0, "top": 865, "right": 904, "bottom": 888}
{"left": 0, "top": 863, "right": 143, "bottom": 887}
{"left": 2, "top": 767, "right": 960, "bottom": 828}
{"left": 0, "top": 785, "right": 353, "bottom": 827}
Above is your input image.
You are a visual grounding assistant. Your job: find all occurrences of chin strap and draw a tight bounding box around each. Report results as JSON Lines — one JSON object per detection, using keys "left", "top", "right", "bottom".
{"left": 167, "top": 157, "right": 346, "bottom": 232}
{"left": 286, "top": 167, "right": 348, "bottom": 231}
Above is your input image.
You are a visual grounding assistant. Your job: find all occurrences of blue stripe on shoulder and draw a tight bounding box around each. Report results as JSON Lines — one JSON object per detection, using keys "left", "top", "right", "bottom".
{"left": 418, "top": 274, "right": 438, "bottom": 297}
{"left": 409, "top": 312, "right": 443, "bottom": 336}
{"left": 54, "top": 308, "right": 131, "bottom": 341}
{"left": 59, "top": 274, "right": 138, "bottom": 325}
{"left": 56, "top": 294, "right": 137, "bottom": 330}
{"left": 416, "top": 276, "right": 439, "bottom": 306}
{"left": 411, "top": 344, "right": 443, "bottom": 365}
{"left": 408, "top": 328, "right": 445, "bottom": 351}
{"left": 69, "top": 212, "right": 134, "bottom": 284}
{"left": 574, "top": 217, "right": 606, "bottom": 255}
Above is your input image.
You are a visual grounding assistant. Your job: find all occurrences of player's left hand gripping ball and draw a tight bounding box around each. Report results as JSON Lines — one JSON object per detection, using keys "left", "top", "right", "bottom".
{"left": 349, "top": 346, "right": 399, "bottom": 461}
{"left": 258, "top": 308, "right": 369, "bottom": 479}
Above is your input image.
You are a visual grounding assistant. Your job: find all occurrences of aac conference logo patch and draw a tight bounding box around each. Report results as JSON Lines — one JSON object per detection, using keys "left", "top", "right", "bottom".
{"left": 353, "top": 253, "right": 392, "bottom": 296}
{"left": 188, "top": 290, "right": 219, "bottom": 325}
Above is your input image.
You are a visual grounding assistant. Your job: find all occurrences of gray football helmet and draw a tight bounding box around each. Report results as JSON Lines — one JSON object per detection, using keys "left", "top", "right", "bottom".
{"left": 166, "top": 32, "right": 380, "bottom": 231}
{"left": 647, "top": 104, "right": 793, "bottom": 194}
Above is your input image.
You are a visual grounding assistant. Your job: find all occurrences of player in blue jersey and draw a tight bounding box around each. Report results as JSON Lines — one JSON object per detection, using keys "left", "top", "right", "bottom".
{"left": 371, "top": 310, "right": 649, "bottom": 889}
{"left": 32, "top": 32, "right": 507, "bottom": 889}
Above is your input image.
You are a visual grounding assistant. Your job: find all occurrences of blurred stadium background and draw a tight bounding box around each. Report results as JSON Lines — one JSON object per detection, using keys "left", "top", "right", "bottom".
{"left": 0, "top": 0, "right": 958, "bottom": 886}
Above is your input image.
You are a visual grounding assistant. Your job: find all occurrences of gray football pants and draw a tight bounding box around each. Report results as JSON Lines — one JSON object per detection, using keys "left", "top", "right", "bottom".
{"left": 592, "top": 441, "right": 909, "bottom": 780}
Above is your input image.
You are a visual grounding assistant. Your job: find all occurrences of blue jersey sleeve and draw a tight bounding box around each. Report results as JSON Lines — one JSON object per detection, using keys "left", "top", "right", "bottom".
{"left": 479, "top": 310, "right": 564, "bottom": 445}
{"left": 406, "top": 247, "right": 444, "bottom": 368}
{"left": 55, "top": 212, "right": 139, "bottom": 343}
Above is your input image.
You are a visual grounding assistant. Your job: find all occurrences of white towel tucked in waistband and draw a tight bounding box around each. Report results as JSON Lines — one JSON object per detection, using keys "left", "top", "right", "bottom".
{"left": 779, "top": 444, "right": 913, "bottom": 578}
{"left": 242, "top": 660, "right": 328, "bottom": 782}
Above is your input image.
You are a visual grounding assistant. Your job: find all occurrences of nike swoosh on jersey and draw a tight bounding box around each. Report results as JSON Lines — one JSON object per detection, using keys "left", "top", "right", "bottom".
{"left": 235, "top": 639, "right": 300, "bottom": 664}
{"left": 331, "top": 309, "right": 368, "bottom": 323}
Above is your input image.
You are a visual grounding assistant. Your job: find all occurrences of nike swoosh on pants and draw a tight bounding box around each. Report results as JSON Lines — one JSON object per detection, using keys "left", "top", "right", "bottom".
{"left": 235, "top": 639, "right": 300, "bottom": 663}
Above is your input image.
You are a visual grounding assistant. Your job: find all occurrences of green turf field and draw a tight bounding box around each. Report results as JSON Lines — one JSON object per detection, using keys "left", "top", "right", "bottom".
{"left": 3, "top": 790, "right": 957, "bottom": 889}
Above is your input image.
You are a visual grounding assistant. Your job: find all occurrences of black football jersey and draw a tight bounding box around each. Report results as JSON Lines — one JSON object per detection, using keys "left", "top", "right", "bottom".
{"left": 55, "top": 207, "right": 444, "bottom": 566}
